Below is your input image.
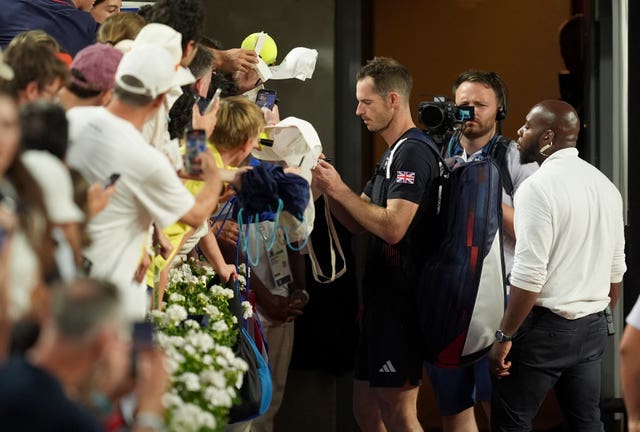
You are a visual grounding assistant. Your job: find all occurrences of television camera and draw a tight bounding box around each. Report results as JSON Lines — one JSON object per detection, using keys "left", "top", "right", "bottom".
{"left": 417, "top": 97, "right": 474, "bottom": 148}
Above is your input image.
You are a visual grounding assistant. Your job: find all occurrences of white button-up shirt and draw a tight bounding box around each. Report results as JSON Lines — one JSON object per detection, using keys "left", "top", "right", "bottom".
{"left": 510, "top": 148, "right": 626, "bottom": 319}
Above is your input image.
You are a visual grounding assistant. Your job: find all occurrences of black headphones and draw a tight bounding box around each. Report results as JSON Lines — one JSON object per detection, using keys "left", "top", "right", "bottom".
{"left": 453, "top": 71, "right": 508, "bottom": 121}
{"left": 492, "top": 72, "right": 508, "bottom": 121}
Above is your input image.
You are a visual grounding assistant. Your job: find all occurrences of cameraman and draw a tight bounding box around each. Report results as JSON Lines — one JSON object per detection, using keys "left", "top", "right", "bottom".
{"left": 424, "top": 70, "right": 538, "bottom": 431}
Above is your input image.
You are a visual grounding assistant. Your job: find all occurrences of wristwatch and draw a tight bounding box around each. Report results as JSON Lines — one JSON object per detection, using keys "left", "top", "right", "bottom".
{"left": 495, "top": 330, "right": 513, "bottom": 343}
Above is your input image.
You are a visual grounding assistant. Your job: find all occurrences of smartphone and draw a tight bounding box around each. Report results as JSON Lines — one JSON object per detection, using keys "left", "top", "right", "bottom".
{"left": 255, "top": 89, "right": 277, "bottom": 110}
{"left": 204, "top": 88, "right": 222, "bottom": 114}
{"left": 132, "top": 321, "right": 155, "bottom": 351}
{"left": 103, "top": 173, "right": 120, "bottom": 189}
{"left": 130, "top": 321, "right": 155, "bottom": 377}
{"left": 184, "top": 128, "right": 207, "bottom": 174}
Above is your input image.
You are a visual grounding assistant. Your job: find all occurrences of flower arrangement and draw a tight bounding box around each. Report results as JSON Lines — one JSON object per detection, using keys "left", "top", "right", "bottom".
{"left": 150, "top": 258, "right": 253, "bottom": 432}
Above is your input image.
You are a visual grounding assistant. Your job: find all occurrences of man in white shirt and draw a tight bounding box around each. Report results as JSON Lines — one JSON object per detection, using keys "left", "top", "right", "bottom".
{"left": 620, "top": 296, "right": 640, "bottom": 432}
{"left": 489, "top": 100, "right": 626, "bottom": 431}
{"left": 67, "top": 44, "right": 221, "bottom": 319}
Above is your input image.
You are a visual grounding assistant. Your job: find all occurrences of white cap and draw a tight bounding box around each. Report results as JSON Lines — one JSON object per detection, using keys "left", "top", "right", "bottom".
{"left": 115, "top": 44, "right": 189, "bottom": 98}
{"left": 21, "top": 150, "right": 84, "bottom": 224}
{"left": 252, "top": 117, "right": 323, "bottom": 183}
{"left": 133, "top": 23, "right": 195, "bottom": 88}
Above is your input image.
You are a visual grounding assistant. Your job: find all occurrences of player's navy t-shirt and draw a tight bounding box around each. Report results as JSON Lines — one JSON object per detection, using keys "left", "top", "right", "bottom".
{"left": 363, "top": 128, "right": 439, "bottom": 274}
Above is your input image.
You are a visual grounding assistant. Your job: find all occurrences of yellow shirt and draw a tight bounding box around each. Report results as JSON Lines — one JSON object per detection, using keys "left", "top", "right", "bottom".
{"left": 146, "top": 142, "right": 236, "bottom": 286}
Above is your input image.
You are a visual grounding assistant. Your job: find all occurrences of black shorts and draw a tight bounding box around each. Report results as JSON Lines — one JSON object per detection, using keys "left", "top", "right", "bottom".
{"left": 354, "top": 266, "right": 425, "bottom": 387}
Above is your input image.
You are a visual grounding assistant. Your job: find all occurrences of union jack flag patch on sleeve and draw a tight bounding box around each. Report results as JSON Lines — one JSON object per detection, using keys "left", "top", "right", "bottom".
{"left": 396, "top": 171, "right": 415, "bottom": 184}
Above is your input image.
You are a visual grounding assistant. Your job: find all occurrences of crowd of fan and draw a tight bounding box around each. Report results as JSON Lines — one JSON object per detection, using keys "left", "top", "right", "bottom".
{"left": 0, "top": 1, "right": 306, "bottom": 431}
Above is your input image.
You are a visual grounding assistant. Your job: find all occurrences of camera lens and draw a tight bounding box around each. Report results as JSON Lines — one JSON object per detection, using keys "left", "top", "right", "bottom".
{"left": 419, "top": 103, "right": 445, "bottom": 130}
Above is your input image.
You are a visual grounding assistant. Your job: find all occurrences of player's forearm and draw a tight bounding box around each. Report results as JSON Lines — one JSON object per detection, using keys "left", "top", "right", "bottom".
{"left": 330, "top": 182, "right": 406, "bottom": 245}
{"left": 324, "top": 193, "right": 366, "bottom": 235}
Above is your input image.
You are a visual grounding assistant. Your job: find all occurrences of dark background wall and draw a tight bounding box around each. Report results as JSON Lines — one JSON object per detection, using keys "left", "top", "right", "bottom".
{"left": 369, "top": 0, "right": 573, "bottom": 165}
{"left": 202, "top": 1, "right": 336, "bottom": 160}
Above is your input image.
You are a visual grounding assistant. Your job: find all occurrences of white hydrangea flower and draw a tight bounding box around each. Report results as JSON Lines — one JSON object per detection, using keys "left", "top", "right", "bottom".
{"left": 216, "top": 345, "right": 235, "bottom": 361}
{"left": 168, "top": 292, "right": 186, "bottom": 303}
{"left": 181, "top": 372, "right": 201, "bottom": 392}
{"left": 204, "top": 386, "right": 233, "bottom": 407}
{"left": 215, "top": 355, "right": 229, "bottom": 368}
{"left": 203, "top": 304, "right": 220, "bottom": 319}
{"left": 197, "top": 409, "right": 217, "bottom": 429}
{"left": 211, "top": 320, "right": 228, "bottom": 332}
{"left": 184, "top": 344, "right": 196, "bottom": 356}
{"left": 231, "top": 356, "right": 249, "bottom": 372}
{"left": 156, "top": 257, "right": 251, "bottom": 430}
{"left": 165, "top": 304, "right": 188, "bottom": 324}
{"left": 171, "top": 402, "right": 203, "bottom": 432}
{"left": 183, "top": 319, "right": 199, "bottom": 330}
{"left": 209, "top": 285, "right": 234, "bottom": 299}
{"left": 234, "top": 373, "right": 244, "bottom": 389}
{"left": 193, "top": 332, "right": 214, "bottom": 352}
{"left": 241, "top": 301, "right": 253, "bottom": 319}
{"left": 199, "top": 370, "right": 226, "bottom": 389}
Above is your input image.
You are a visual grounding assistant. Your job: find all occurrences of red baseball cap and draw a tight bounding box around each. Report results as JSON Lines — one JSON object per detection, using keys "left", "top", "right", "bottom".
{"left": 70, "top": 43, "right": 123, "bottom": 92}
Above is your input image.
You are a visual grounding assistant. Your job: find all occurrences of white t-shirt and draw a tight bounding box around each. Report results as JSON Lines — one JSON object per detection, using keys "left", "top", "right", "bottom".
{"left": 511, "top": 148, "right": 626, "bottom": 319}
{"left": 67, "top": 107, "right": 195, "bottom": 318}
{"left": 501, "top": 142, "right": 538, "bottom": 274}
{"left": 627, "top": 296, "right": 640, "bottom": 330}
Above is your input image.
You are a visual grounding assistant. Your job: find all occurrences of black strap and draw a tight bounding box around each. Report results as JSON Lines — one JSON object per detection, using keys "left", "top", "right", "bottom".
{"left": 404, "top": 129, "right": 515, "bottom": 197}
{"left": 489, "top": 135, "right": 515, "bottom": 197}
{"left": 402, "top": 128, "right": 448, "bottom": 170}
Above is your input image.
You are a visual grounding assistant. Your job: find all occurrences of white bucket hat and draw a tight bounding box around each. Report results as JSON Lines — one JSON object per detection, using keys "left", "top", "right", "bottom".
{"left": 252, "top": 116, "right": 322, "bottom": 183}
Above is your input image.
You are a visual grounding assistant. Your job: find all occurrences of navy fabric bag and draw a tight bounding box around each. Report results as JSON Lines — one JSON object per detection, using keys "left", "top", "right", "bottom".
{"left": 227, "top": 279, "right": 273, "bottom": 423}
{"left": 227, "top": 327, "right": 272, "bottom": 423}
{"left": 400, "top": 130, "right": 507, "bottom": 368}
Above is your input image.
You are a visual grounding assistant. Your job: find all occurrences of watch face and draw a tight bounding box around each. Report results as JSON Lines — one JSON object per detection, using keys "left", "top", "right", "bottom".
{"left": 495, "top": 330, "right": 510, "bottom": 342}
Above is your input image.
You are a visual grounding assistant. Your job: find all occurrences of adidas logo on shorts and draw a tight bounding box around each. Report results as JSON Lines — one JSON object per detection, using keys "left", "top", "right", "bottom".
{"left": 378, "top": 360, "right": 396, "bottom": 373}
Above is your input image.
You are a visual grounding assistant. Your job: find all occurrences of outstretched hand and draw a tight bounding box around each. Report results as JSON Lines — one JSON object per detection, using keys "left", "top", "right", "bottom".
{"left": 192, "top": 99, "right": 219, "bottom": 139}
{"left": 218, "top": 48, "right": 259, "bottom": 73}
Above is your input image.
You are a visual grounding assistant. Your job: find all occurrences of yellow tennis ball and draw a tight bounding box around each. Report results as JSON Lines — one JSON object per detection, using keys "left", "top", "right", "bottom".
{"left": 241, "top": 32, "right": 278, "bottom": 66}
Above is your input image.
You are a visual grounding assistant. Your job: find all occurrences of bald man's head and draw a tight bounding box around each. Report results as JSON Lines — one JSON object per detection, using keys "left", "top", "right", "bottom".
{"left": 517, "top": 99, "right": 580, "bottom": 164}
{"left": 534, "top": 100, "right": 580, "bottom": 141}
